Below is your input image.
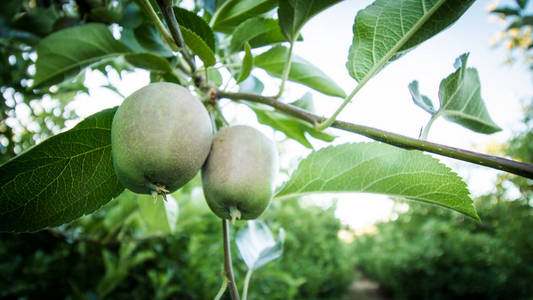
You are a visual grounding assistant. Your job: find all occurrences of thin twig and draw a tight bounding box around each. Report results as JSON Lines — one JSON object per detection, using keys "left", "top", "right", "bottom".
{"left": 155, "top": 0, "right": 196, "bottom": 73}
{"left": 215, "top": 90, "right": 533, "bottom": 179}
{"left": 222, "top": 219, "right": 240, "bottom": 300}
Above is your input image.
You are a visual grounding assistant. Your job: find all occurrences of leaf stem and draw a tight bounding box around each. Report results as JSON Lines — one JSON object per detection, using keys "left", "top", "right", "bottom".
{"left": 215, "top": 90, "right": 533, "bottom": 179}
{"left": 421, "top": 113, "right": 439, "bottom": 139}
{"left": 315, "top": 81, "right": 362, "bottom": 131}
{"left": 208, "top": 63, "right": 242, "bottom": 70}
{"left": 276, "top": 38, "right": 296, "bottom": 98}
{"left": 155, "top": 0, "right": 196, "bottom": 73}
{"left": 242, "top": 269, "right": 253, "bottom": 300}
{"left": 214, "top": 277, "right": 228, "bottom": 300}
{"left": 222, "top": 219, "right": 241, "bottom": 300}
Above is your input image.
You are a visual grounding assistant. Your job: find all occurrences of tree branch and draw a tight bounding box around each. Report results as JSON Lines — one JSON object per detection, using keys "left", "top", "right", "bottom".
{"left": 215, "top": 90, "right": 533, "bottom": 179}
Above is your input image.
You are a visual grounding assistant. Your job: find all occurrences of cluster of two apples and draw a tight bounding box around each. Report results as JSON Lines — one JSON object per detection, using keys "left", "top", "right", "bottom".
{"left": 111, "top": 82, "right": 278, "bottom": 221}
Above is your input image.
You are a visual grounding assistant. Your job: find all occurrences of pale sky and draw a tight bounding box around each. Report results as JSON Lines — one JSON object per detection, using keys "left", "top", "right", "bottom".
{"left": 72, "top": 0, "right": 532, "bottom": 229}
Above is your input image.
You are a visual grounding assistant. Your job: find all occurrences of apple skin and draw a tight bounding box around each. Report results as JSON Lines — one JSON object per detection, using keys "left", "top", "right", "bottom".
{"left": 201, "top": 125, "right": 278, "bottom": 220}
{"left": 111, "top": 82, "right": 213, "bottom": 194}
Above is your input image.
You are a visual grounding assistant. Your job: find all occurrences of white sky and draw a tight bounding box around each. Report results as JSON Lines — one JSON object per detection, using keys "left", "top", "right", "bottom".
{"left": 72, "top": 0, "right": 532, "bottom": 230}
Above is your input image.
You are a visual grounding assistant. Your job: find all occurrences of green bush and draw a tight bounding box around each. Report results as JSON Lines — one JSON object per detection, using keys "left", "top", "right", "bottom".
{"left": 0, "top": 192, "right": 356, "bottom": 299}
{"left": 252, "top": 199, "right": 357, "bottom": 300}
{"left": 353, "top": 197, "right": 533, "bottom": 300}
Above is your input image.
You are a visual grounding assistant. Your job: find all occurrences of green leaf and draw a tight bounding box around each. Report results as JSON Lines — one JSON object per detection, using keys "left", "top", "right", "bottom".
{"left": 237, "top": 42, "right": 253, "bottom": 83}
{"left": 119, "top": 28, "right": 145, "bottom": 53}
{"left": 125, "top": 52, "right": 172, "bottom": 72}
{"left": 251, "top": 103, "right": 335, "bottom": 149}
{"left": 211, "top": 0, "right": 277, "bottom": 32}
{"left": 347, "top": 0, "right": 475, "bottom": 83}
{"left": 34, "top": 23, "right": 131, "bottom": 88}
{"left": 490, "top": 6, "right": 520, "bottom": 16}
{"left": 278, "top": 0, "right": 341, "bottom": 42}
{"left": 52, "top": 72, "right": 89, "bottom": 104}
{"left": 507, "top": 15, "right": 533, "bottom": 29}
{"left": 173, "top": 7, "right": 215, "bottom": 51}
{"left": 133, "top": 23, "right": 174, "bottom": 57}
{"left": 121, "top": 3, "right": 143, "bottom": 29}
{"left": 89, "top": 5, "right": 124, "bottom": 24}
{"left": 408, "top": 80, "right": 436, "bottom": 114}
{"left": 436, "top": 53, "right": 501, "bottom": 134}
{"left": 255, "top": 45, "right": 346, "bottom": 98}
{"left": 0, "top": 108, "right": 125, "bottom": 232}
{"left": 289, "top": 92, "right": 315, "bottom": 112}
{"left": 207, "top": 68, "right": 223, "bottom": 86}
{"left": 236, "top": 220, "right": 284, "bottom": 270}
{"left": 0, "top": 0, "right": 22, "bottom": 20}
{"left": 230, "top": 17, "right": 296, "bottom": 53}
{"left": 180, "top": 25, "right": 216, "bottom": 67}
{"left": 137, "top": 191, "right": 179, "bottom": 234}
{"left": 11, "top": 7, "right": 57, "bottom": 37}
{"left": 239, "top": 75, "right": 264, "bottom": 94}
{"left": 276, "top": 142, "right": 479, "bottom": 220}
{"left": 516, "top": 0, "right": 528, "bottom": 9}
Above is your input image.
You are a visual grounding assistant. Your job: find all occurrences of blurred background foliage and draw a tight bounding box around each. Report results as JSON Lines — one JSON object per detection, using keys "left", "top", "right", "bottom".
{"left": 1, "top": 0, "right": 532, "bottom": 299}
{"left": 489, "top": 0, "right": 533, "bottom": 68}
{"left": 352, "top": 104, "right": 533, "bottom": 300}
{"left": 0, "top": 177, "right": 357, "bottom": 299}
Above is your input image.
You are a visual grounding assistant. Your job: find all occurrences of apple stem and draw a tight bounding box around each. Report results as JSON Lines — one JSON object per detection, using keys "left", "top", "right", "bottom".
{"left": 151, "top": 190, "right": 158, "bottom": 204}
{"left": 148, "top": 183, "right": 169, "bottom": 203}
{"left": 229, "top": 206, "right": 241, "bottom": 224}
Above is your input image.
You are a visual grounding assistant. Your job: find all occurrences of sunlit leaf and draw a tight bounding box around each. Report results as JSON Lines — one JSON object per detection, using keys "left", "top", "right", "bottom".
{"left": 347, "top": 0, "right": 474, "bottom": 82}
{"left": 276, "top": 142, "right": 479, "bottom": 220}
{"left": 211, "top": 0, "right": 277, "bottom": 32}
{"left": 436, "top": 53, "right": 501, "bottom": 134}
{"left": 230, "top": 17, "right": 295, "bottom": 53}
{"left": 278, "top": 0, "right": 341, "bottom": 41}
{"left": 237, "top": 42, "right": 253, "bottom": 83}
{"left": 409, "top": 80, "right": 436, "bottom": 114}
{"left": 207, "top": 68, "right": 223, "bottom": 86}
